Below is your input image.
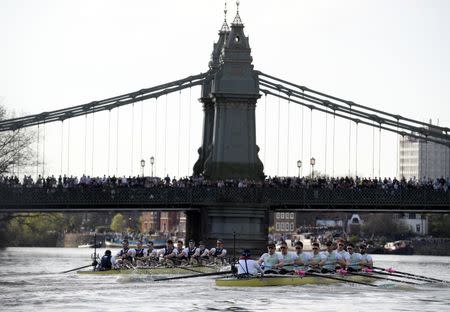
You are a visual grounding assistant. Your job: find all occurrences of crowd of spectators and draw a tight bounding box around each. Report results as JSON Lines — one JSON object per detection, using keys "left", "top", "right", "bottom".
{"left": 0, "top": 174, "right": 448, "bottom": 192}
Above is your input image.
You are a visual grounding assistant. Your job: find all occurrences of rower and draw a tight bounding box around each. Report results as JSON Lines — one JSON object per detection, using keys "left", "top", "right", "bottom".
{"left": 359, "top": 243, "right": 374, "bottom": 269}
{"left": 132, "top": 240, "right": 146, "bottom": 267}
{"left": 191, "top": 240, "right": 209, "bottom": 265}
{"left": 274, "top": 241, "right": 297, "bottom": 274}
{"left": 319, "top": 241, "right": 342, "bottom": 273}
{"left": 336, "top": 239, "right": 350, "bottom": 269}
{"left": 257, "top": 241, "right": 283, "bottom": 274}
{"left": 308, "top": 242, "right": 324, "bottom": 272}
{"left": 293, "top": 241, "right": 312, "bottom": 271}
{"left": 158, "top": 239, "right": 177, "bottom": 267}
{"left": 180, "top": 240, "right": 197, "bottom": 265}
{"left": 209, "top": 239, "right": 227, "bottom": 265}
{"left": 145, "top": 241, "right": 158, "bottom": 266}
{"left": 175, "top": 240, "right": 187, "bottom": 264}
{"left": 115, "top": 239, "right": 133, "bottom": 268}
{"left": 346, "top": 243, "right": 364, "bottom": 272}
{"left": 97, "top": 250, "right": 113, "bottom": 271}
{"left": 237, "top": 249, "right": 264, "bottom": 277}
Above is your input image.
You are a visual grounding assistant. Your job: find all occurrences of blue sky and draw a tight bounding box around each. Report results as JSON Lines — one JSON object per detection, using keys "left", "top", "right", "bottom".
{"left": 1, "top": 0, "right": 449, "bottom": 179}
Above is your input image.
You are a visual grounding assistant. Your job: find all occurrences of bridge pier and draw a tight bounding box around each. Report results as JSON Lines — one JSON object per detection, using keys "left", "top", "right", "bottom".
{"left": 185, "top": 205, "right": 269, "bottom": 255}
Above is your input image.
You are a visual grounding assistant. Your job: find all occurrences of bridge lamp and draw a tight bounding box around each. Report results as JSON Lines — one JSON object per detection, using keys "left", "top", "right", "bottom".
{"left": 140, "top": 159, "right": 146, "bottom": 177}
{"left": 310, "top": 157, "right": 316, "bottom": 179}
{"left": 150, "top": 156, "right": 155, "bottom": 177}
{"left": 297, "top": 160, "right": 302, "bottom": 178}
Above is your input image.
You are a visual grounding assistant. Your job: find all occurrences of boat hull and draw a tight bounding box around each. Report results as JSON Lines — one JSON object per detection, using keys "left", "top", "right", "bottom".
{"left": 215, "top": 274, "right": 374, "bottom": 287}
{"left": 77, "top": 265, "right": 224, "bottom": 275}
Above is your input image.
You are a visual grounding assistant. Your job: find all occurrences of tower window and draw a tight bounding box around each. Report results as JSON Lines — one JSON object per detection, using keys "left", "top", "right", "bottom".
{"left": 235, "top": 36, "right": 240, "bottom": 42}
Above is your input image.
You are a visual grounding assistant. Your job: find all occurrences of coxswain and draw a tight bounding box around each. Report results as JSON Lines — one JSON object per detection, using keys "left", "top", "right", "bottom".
{"left": 209, "top": 239, "right": 227, "bottom": 265}
{"left": 359, "top": 243, "right": 374, "bottom": 268}
{"left": 293, "top": 241, "right": 312, "bottom": 270}
{"left": 237, "top": 249, "right": 264, "bottom": 277}
{"left": 257, "top": 242, "right": 283, "bottom": 274}
{"left": 319, "top": 241, "right": 342, "bottom": 273}
{"left": 191, "top": 240, "right": 209, "bottom": 265}
{"left": 274, "top": 241, "right": 297, "bottom": 274}
{"left": 346, "top": 243, "right": 364, "bottom": 272}
{"left": 97, "top": 250, "right": 113, "bottom": 271}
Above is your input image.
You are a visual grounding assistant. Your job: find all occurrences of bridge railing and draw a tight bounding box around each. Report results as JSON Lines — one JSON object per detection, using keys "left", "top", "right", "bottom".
{"left": 0, "top": 186, "right": 449, "bottom": 210}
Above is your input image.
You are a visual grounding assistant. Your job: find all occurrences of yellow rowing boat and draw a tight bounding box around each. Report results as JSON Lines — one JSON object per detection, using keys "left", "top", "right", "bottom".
{"left": 215, "top": 273, "right": 375, "bottom": 287}
{"left": 77, "top": 265, "right": 225, "bottom": 275}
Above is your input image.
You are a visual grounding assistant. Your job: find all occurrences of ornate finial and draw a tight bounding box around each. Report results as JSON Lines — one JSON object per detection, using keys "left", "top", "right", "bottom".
{"left": 232, "top": 0, "right": 242, "bottom": 25}
{"left": 221, "top": 1, "right": 230, "bottom": 32}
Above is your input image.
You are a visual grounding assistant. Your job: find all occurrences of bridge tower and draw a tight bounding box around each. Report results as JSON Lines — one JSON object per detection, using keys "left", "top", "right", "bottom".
{"left": 188, "top": 4, "right": 268, "bottom": 253}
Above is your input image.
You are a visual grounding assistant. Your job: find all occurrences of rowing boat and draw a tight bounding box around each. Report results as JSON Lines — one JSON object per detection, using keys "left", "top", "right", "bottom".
{"left": 215, "top": 273, "right": 375, "bottom": 287}
{"left": 77, "top": 265, "right": 227, "bottom": 275}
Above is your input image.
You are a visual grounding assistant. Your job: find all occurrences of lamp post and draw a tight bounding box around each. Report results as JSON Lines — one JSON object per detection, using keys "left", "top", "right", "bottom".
{"left": 297, "top": 160, "right": 302, "bottom": 178}
{"left": 140, "top": 159, "right": 145, "bottom": 177}
{"left": 150, "top": 156, "right": 155, "bottom": 177}
{"left": 310, "top": 157, "right": 316, "bottom": 179}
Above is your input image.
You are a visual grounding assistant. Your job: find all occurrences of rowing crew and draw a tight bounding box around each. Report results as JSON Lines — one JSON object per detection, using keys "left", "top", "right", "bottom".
{"left": 97, "top": 239, "right": 228, "bottom": 270}
{"left": 237, "top": 240, "right": 373, "bottom": 276}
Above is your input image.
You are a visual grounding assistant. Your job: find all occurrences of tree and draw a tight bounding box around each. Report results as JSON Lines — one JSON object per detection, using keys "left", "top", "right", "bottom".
{"left": 0, "top": 104, "right": 36, "bottom": 175}
{"left": 111, "top": 213, "right": 125, "bottom": 232}
{"left": 362, "top": 214, "right": 411, "bottom": 240}
{"left": 429, "top": 214, "right": 450, "bottom": 237}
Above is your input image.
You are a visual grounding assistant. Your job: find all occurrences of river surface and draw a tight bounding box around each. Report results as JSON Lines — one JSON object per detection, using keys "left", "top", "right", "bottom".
{"left": 1, "top": 248, "right": 449, "bottom": 311}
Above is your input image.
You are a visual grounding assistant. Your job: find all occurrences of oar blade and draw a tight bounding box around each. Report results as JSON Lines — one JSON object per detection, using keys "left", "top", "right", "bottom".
{"left": 154, "top": 270, "right": 233, "bottom": 282}
{"left": 60, "top": 263, "right": 94, "bottom": 274}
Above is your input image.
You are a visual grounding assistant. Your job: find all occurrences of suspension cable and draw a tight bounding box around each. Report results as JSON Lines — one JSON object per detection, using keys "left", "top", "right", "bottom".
{"left": 324, "top": 107, "right": 328, "bottom": 176}
{"left": 131, "top": 103, "right": 134, "bottom": 176}
{"left": 164, "top": 94, "right": 168, "bottom": 176}
{"left": 84, "top": 114, "right": 87, "bottom": 174}
{"left": 187, "top": 87, "right": 192, "bottom": 176}
{"left": 67, "top": 118, "right": 70, "bottom": 175}
{"left": 355, "top": 121, "right": 358, "bottom": 177}
{"left": 264, "top": 93, "right": 267, "bottom": 163}
{"left": 372, "top": 121, "right": 375, "bottom": 178}
{"left": 396, "top": 118, "right": 399, "bottom": 178}
{"left": 60, "top": 121, "right": 64, "bottom": 176}
{"left": 178, "top": 90, "right": 182, "bottom": 178}
{"left": 116, "top": 107, "right": 119, "bottom": 176}
{"left": 425, "top": 138, "right": 428, "bottom": 179}
{"left": 36, "top": 123, "right": 40, "bottom": 179}
{"left": 348, "top": 105, "right": 352, "bottom": 177}
{"left": 91, "top": 106, "right": 95, "bottom": 176}
{"left": 310, "top": 109, "right": 313, "bottom": 177}
{"left": 107, "top": 109, "right": 111, "bottom": 177}
{"left": 154, "top": 98, "right": 158, "bottom": 177}
{"left": 140, "top": 100, "right": 144, "bottom": 162}
{"left": 378, "top": 124, "right": 381, "bottom": 178}
{"left": 42, "top": 121, "right": 46, "bottom": 177}
{"left": 301, "top": 90, "right": 304, "bottom": 175}
{"left": 277, "top": 92, "right": 281, "bottom": 175}
{"left": 286, "top": 96, "right": 290, "bottom": 176}
{"left": 332, "top": 110, "right": 335, "bottom": 177}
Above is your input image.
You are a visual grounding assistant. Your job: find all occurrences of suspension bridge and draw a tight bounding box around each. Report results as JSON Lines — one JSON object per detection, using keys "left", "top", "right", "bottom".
{"left": 1, "top": 3, "right": 449, "bottom": 249}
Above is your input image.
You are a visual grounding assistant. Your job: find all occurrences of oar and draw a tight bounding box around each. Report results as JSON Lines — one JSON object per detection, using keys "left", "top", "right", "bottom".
{"left": 374, "top": 266, "right": 449, "bottom": 283}
{"left": 60, "top": 263, "right": 95, "bottom": 274}
{"left": 154, "top": 270, "right": 233, "bottom": 282}
{"left": 372, "top": 269, "right": 434, "bottom": 283}
{"left": 344, "top": 271, "right": 421, "bottom": 285}
{"left": 303, "top": 271, "right": 378, "bottom": 287}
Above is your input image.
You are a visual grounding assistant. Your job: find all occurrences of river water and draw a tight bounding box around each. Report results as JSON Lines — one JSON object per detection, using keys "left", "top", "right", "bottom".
{"left": 1, "top": 248, "right": 449, "bottom": 311}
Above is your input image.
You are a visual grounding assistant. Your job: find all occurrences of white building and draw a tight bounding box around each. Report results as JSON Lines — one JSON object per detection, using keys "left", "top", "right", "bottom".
{"left": 274, "top": 211, "right": 296, "bottom": 233}
{"left": 398, "top": 134, "right": 450, "bottom": 179}
{"left": 396, "top": 213, "right": 428, "bottom": 235}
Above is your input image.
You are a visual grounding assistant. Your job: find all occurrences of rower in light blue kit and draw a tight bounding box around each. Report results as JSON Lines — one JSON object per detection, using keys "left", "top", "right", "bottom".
{"left": 274, "top": 241, "right": 297, "bottom": 274}
{"left": 346, "top": 243, "right": 364, "bottom": 271}
{"left": 293, "top": 241, "right": 312, "bottom": 270}
{"left": 359, "top": 243, "right": 374, "bottom": 269}
{"left": 319, "top": 241, "right": 342, "bottom": 273}
{"left": 257, "top": 241, "right": 283, "bottom": 273}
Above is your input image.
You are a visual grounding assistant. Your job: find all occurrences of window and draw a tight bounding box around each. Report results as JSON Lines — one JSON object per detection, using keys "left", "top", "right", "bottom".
{"left": 290, "top": 212, "right": 294, "bottom": 219}
{"left": 290, "top": 223, "right": 294, "bottom": 231}
{"left": 276, "top": 212, "right": 280, "bottom": 219}
{"left": 409, "top": 213, "right": 416, "bottom": 220}
{"left": 285, "top": 222, "right": 289, "bottom": 231}
{"left": 281, "top": 223, "right": 285, "bottom": 231}
{"left": 276, "top": 223, "right": 280, "bottom": 231}
{"left": 280, "top": 213, "right": 285, "bottom": 219}
{"left": 416, "top": 224, "right": 421, "bottom": 232}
